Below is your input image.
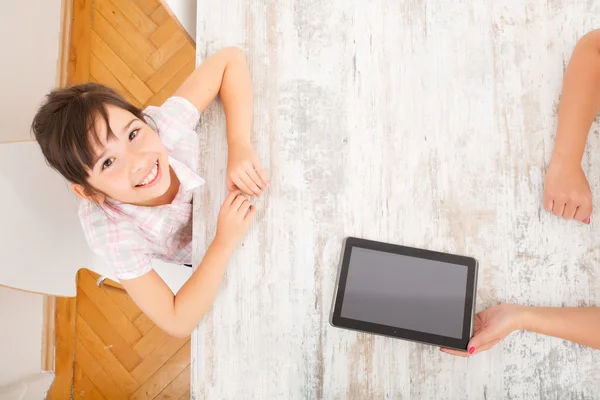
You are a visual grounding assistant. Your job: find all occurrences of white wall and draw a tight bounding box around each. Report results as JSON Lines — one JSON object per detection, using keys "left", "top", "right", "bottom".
{"left": 0, "top": 0, "right": 62, "bottom": 143}
{"left": 0, "top": 287, "right": 47, "bottom": 387}
{"left": 165, "top": 0, "right": 196, "bottom": 42}
{"left": 0, "top": 2, "right": 61, "bottom": 396}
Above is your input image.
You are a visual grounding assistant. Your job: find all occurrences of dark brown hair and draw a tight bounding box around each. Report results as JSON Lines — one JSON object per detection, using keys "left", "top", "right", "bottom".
{"left": 31, "top": 82, "right": 148, "bottom": 200}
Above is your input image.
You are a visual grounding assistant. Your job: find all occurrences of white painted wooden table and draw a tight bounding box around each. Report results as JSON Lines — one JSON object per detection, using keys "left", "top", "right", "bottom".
{"left": 192, "top": 2, "right": 600, "bottom": 398}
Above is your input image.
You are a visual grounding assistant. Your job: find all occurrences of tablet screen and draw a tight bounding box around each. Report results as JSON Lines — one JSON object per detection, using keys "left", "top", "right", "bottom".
{"left": 340, "top": 247, "right": 469, "bottom": 339}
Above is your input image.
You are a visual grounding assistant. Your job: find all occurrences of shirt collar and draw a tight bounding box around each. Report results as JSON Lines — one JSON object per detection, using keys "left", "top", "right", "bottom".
{"left": 168, "top": 155, "right": 204, "bottom": 193}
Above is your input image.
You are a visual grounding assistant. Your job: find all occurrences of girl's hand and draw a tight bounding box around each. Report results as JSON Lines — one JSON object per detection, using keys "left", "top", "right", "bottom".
{"left": 440, "top": 304, "right": 523, "bottom": 357}
{"left": 543, "top": 157, "right": 592, "bottom": 223}
{"left": 215, "top": 190, "right": 256, "bottom": 251}
{"left": 226, "top": 143, "right": 269, "bottom": 196}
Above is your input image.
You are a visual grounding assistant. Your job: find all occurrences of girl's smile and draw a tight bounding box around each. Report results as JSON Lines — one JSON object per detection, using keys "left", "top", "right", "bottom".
{"left": 135, "top": 160, "right": 161, "bottom": 188}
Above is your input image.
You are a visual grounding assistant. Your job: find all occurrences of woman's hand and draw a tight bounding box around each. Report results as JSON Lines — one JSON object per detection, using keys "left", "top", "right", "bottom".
{"left": 543, "top": 157, "right": 592, "bottom": 223}
{"left": 440, "top": 304, "right": 524, "bottom": 357}
{"left": 226, "top": 143, "right": 269, "bottom": 196}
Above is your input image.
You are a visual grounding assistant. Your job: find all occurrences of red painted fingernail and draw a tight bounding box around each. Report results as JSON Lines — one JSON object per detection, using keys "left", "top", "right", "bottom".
{"left": 468, "top": 347, "right": 475, "bottom": 354}
{"left": 586, "top": 217, "right": 591, "bottom": 225}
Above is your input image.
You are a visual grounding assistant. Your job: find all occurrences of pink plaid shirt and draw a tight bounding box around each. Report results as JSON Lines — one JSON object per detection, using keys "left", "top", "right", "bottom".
{"left": 79, "top": 97, "right": 205, "bottom": 280}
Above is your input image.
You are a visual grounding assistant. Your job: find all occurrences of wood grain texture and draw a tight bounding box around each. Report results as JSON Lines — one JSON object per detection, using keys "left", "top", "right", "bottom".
{"left": 150, "top": 6, "right": 169, "bottom": 26}
{"left": 146, "top": 43, "right": 196, "bottom": 93}
{"left": 73, "top": 362, "right": 106, "bottom": 400}
{"left": 68, "top": 0, "right": 92, "bottom": 83}
{"left": 76, "top": 314, "right": 139, "bottom": 395}
{"left": 91, "top": 31, "right": 154, "bottom": 104}
{"left": 42, "top": 295, "right": 56, "bottom": 372}
{"left": 130, "top": 342, "right": 191, "bottom": 400}
{"left": 156, "top": 365, "right": 191, "bottom": 399}
{"left": 93, "top": 9, "right": 156, "bottom": 81}
{"left": 47, "top": 297, "right": 77, "bottom": 400}
{"left": 108, "top": 0, "right": 158, "bottom": 36}
{"left": 147, "top": 31, "right": 188, "bottom": 70}
{"left": 134, "top": 0, "right": 160, "bottom": 16}
{"left": 95, "top": 0, "right": 157, "bottom": 59}
{"left": 192, "top": 1, "right": 600, "bottom": 399}
{"left": 69, "top": 269, "right": 192, "bottom": 398}
{"left": 78, "top": 269, "right": 142, "bottom": 345}
{"left": 57, "top": 0, "right": 74, "bottom": 87}
{"left": 77, "top": 289, "right": 143, "bottom": 371}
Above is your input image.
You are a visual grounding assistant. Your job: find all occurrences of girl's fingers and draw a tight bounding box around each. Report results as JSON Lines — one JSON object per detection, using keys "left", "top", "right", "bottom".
{"left": 246, "top": 165, "right": 266, "bottom": 190}
{"left": 231, "top": 193, "right": 248, "bottom": 210}
{"left": 253, "top": 160, "right": 270, "bottom": 185}
{"left": 226, "top": 177, "right": 237, "bottom": 191}
{"left": 239, "top": 173, "right": 262, "bottom": 195}
{"left": 233, "top": 176, "right": 253, "bottom": 196}
{"left": 238, "top": 199, "right": 252, "bottom": 214}
{"left": 244, "top": 205, "right": 257, "bottom": 221}
{"left": 224, "top": 190, "right": 242, "bottom": 205}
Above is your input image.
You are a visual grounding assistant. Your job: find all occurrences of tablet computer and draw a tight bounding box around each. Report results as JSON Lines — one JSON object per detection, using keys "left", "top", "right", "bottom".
{"left": 330, "top": 237, "right": 478, "bottom": 350}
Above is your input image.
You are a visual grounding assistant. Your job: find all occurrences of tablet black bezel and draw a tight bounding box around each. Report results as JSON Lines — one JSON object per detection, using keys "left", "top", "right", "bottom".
{"left": 330, "top": 237, "right": 478, "bottom": 351}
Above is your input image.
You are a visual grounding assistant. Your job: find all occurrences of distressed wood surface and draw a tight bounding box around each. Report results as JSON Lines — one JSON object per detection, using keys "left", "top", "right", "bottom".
{"left": 192, "top": 2, "right": 600, "bottom": 399}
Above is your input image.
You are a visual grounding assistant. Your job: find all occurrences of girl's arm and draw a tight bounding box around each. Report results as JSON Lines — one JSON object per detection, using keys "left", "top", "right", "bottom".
{"left": 120, "top": 191, "right": 255, "bottom": 338}
{"left": 544, "top": 29, "right": 600, "bottom": 222}
{"left": 174, "top": 47, "right": 268, "bottom": 196}
{"left": 441, "top": 305, "right": 600, "bottom": 357}
{"left": 174, "top": 46, "right": 252, "bottom": 148}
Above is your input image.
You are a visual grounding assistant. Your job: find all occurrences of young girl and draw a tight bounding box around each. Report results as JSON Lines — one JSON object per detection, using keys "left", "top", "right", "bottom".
{"left": 32, "top": 47, "right": 269, "bottom": 338}
{"left": 443, "top": 29, "right": 600, "bottom": 357}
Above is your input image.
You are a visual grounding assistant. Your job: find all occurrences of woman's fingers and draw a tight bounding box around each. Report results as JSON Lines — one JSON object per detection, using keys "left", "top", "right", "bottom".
{"left": 253, "top": 159, "right": 270, "bottom": 185}
{"left": 573, "top": 203, "right": 592, "bottom": 224}
{"left": 562, "top": 202, "right": 578, "bottom": 220}
{"left": 552, "top": 200, "right": 566, "bottom": 217}
{"left": 439, "top": 348, "right": 470, "bottom": 357}
{"left": 440, "top": 339, "right": 502, "bottom": 357}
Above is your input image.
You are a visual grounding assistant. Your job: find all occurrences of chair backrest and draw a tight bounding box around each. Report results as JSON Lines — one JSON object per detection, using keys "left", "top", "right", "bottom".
{"left": 0, "top": 142, "right": 106, "bottom": 296}
{"left": 0, "top": 142, "right": 191, "bottom": 296}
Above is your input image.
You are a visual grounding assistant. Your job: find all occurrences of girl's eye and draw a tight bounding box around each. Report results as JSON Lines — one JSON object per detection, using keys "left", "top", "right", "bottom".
{"left": 102, "top": 158, "right": 114, "bottom": 170}
{"left": 129, "top": 129, "right": 139, "bottom": 141}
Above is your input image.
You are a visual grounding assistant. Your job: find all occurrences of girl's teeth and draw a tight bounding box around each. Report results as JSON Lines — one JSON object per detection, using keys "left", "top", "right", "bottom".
{"left": 138, "top": 163, "right": 158, "bottom": 186}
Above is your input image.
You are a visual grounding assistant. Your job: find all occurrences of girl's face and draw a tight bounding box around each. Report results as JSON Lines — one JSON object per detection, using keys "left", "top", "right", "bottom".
{"left": 77, "top": 105, "right": 172, "bottom": 206}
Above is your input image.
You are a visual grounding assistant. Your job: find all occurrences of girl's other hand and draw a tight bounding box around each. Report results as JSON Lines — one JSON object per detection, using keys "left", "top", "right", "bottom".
{"left": 440, "top": 304, "right": 523, "bottom": 357}
{"left": 215, "top": 190, "right": 256, "bottom": 251}
{"left": 227, "top": 143, "right": 269, "bottom": 196}
{"left": 543, "top": 158, "right": 592, "bottom": 224}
